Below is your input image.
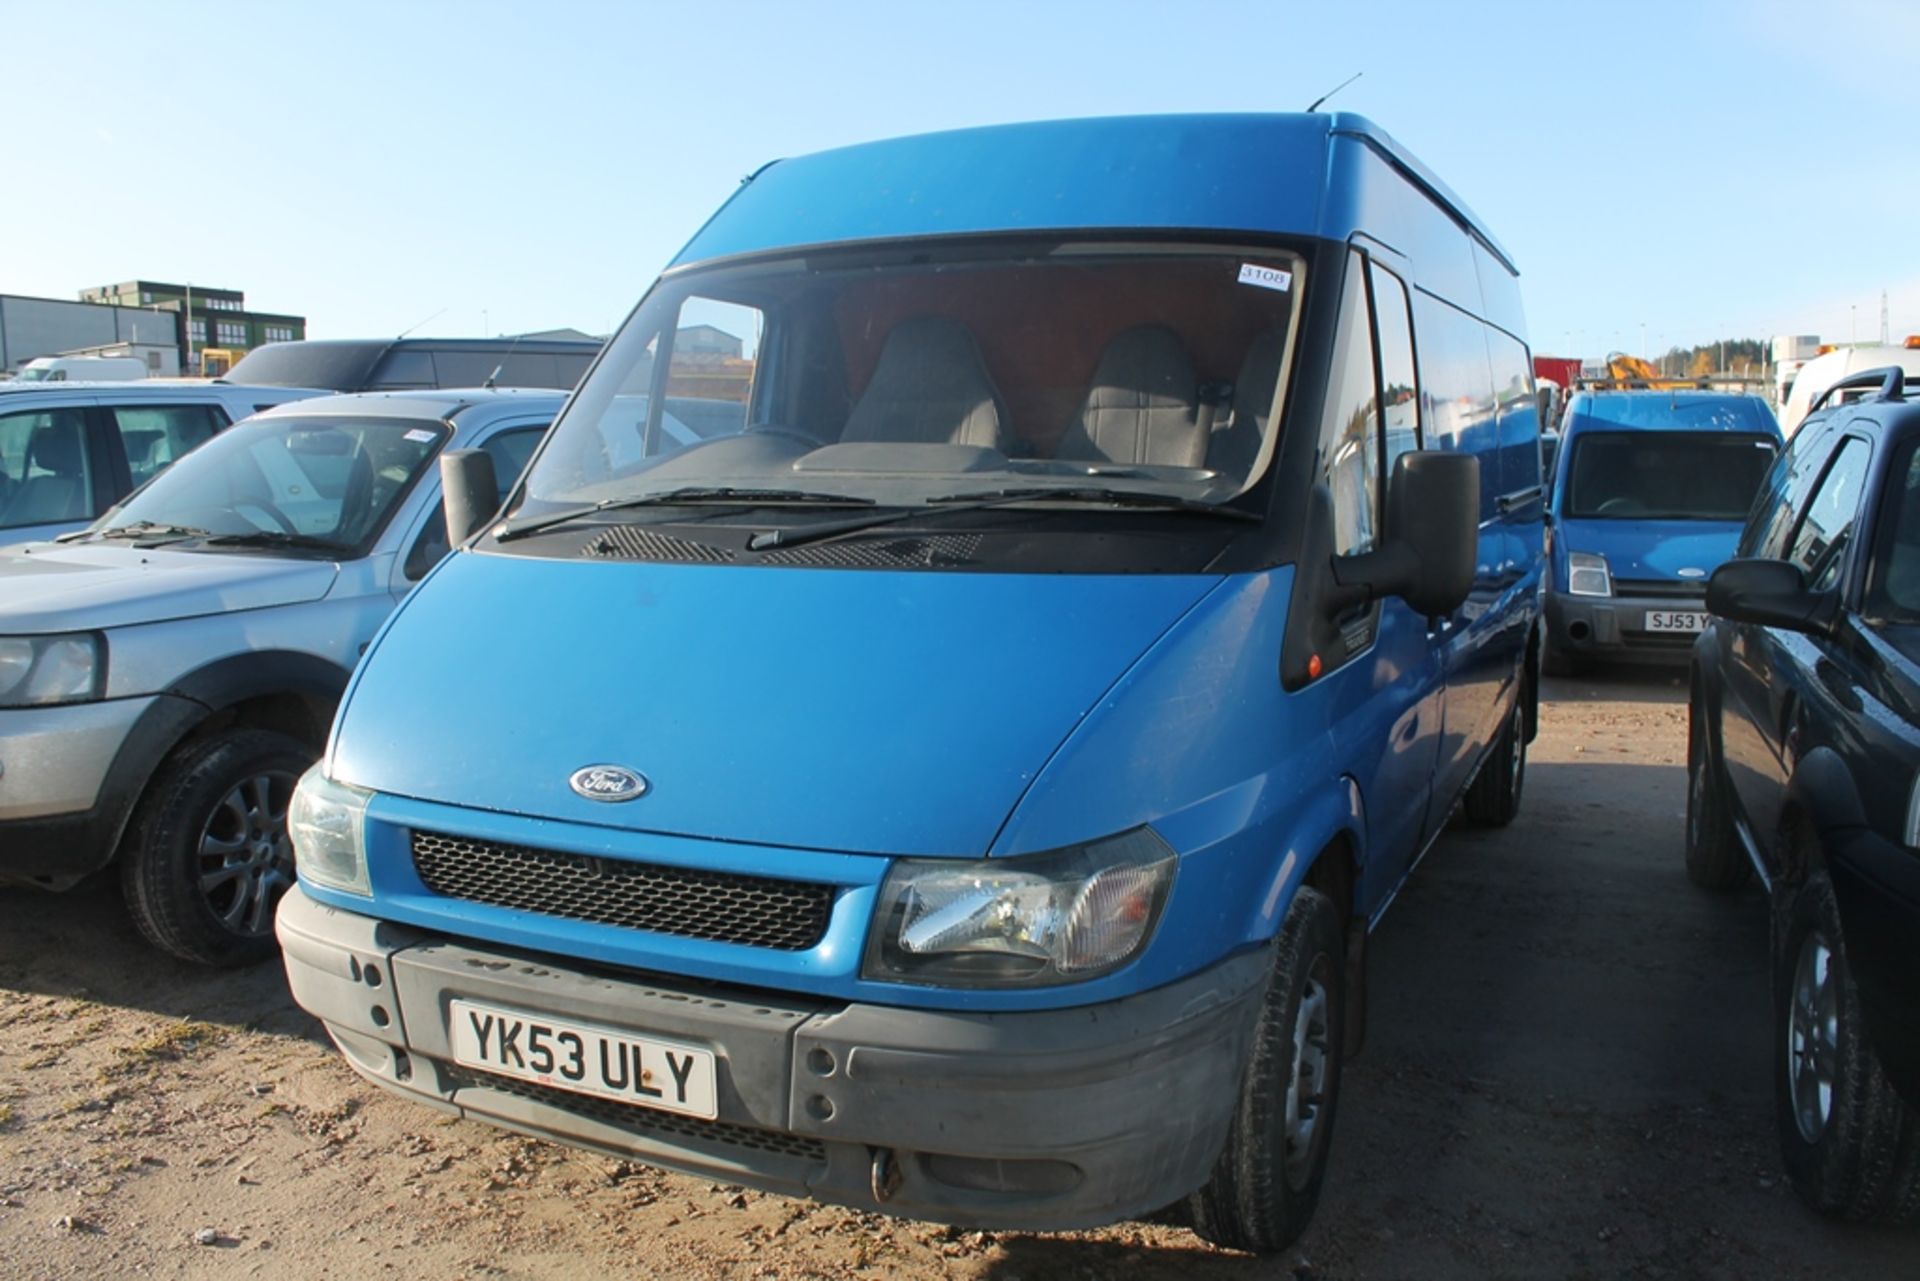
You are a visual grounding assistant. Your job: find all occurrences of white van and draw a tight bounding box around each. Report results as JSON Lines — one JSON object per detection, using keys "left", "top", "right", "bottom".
{"left": 15, "top": 356, "right": 149, "bottom": 383}
{"left": 1780, "top": 342, "right": 1920, "bottom": 435}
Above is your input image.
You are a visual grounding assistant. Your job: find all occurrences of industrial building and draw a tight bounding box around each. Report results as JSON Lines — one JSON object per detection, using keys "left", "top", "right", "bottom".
{"left": 79, "top": 281, "right": 306, "bottom": 374}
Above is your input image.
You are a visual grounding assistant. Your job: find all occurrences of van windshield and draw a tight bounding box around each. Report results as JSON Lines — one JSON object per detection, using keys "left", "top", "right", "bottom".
{"left": 512, "top": 241, "right": 1302, "bottom": 524}
{"left": 1566, "top": 431, "right": 1777, "bottom": 521}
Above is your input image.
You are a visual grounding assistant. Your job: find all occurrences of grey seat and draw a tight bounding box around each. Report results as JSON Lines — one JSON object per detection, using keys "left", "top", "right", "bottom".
{"left": 1208, "top": 330, "right": 1285, "bottom": 483}
{"left": 841, "top": 317, "right": 1009, "bottom": 450}
{"left": 1056, "top": 326, "right": 1204, "bottom": 468}
{"left": 2, "top": 419, "right": 90, "bottom": 527}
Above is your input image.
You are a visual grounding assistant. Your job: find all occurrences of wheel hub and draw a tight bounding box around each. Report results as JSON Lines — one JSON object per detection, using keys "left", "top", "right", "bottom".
{"left": 1284, "top": 957, "right": 1334, "bottom": 1187}
{"left": 1787, "top": 930, "right": 1839, "bottom": 1143}
{"left": 197, "top": 770, "right": 298, "bottom": 939}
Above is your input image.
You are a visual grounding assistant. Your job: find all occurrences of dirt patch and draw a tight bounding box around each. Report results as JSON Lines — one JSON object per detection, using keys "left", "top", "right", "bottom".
{"left": 1, "top": 666, "right": 1914, "bottom": 1277}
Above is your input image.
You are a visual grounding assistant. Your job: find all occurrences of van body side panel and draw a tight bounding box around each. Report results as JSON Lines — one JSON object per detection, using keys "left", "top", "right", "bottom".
{"left": 991, "top": 567, "right": 1430, "bottom": 941}
{"left": 1322, "top": 135, "right": 1483, "bottom": 317}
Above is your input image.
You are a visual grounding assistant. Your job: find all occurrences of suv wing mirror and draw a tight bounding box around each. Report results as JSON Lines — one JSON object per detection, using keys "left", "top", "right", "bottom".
{"left": 1706, "top": 559, "right": 1836, "bottom": 634}
{"left": 441, "top": 449, "right": 501, "bottom": 548}
{"left": 1331, "top": 451, "right": 1479, "bottom": 617}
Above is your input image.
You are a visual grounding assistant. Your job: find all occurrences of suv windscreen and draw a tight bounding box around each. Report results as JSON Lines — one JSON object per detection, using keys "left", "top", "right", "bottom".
{"left": 95, "top": 415, "right": 447, "bottom": 553}
{"left": 1566, "top": 431, "right": 1778, "bottom": 520}
{"left": 511, "top": 240, "right": 1302, "bottom": 525}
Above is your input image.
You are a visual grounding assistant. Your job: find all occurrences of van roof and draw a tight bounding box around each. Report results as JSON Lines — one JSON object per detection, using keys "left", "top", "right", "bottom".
{"left": 671, "top": 112, "right": 1516, "bottom": 275}
{"left": 1565, "top": 390, "right": 1782, "bottom": 436}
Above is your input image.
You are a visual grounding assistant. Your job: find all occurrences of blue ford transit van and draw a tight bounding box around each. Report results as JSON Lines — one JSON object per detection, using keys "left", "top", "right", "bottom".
{"left": 279, "top": 114, "right": 1543, "bottom": 1252}
{"left": 1544, "top": 390, "right": 1781, "bottom": 672}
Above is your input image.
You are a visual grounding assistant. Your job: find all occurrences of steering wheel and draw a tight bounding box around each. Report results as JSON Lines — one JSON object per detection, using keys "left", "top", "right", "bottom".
{"left": 234, "top": 497, "right": 299, "bottom": 534}
{"left": 745, "top": 424, "right": 827, "bottom": 449}
{"left": 1596, "top": 497, "right": 1649, "bottom": 517}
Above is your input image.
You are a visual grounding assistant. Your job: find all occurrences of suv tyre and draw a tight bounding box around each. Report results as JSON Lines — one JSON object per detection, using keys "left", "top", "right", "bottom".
{"left": 1774, "top": 871, "right": 1920, "bottom": 1221}
{"left": 1685, "top": 695, "right": 1750, "bottom": 891}
{"left": 1188, "top": 885, "right": 1345, "bottom": 1253}
{"left": 120, "top": 729, "right": 310, "bottom": 967}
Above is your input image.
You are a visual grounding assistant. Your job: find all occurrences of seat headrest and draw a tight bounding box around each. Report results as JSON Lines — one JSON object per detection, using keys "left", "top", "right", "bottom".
{"left": 842, "top": 316, "right": 1007, "bottom": 450}
{"left": 1058, "top": 325, "right": 1201, "bottom": 467}
{"left": 26, "top": 421, "right": 85, "bottom": 476}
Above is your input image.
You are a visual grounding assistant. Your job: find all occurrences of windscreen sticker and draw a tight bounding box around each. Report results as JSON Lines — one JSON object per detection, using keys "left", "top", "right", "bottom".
{"left": 404, "top": 429, "right": 437, "bottom": 443}
{"left": 1238, "top": 263, "right": 1293, "bottom": 292}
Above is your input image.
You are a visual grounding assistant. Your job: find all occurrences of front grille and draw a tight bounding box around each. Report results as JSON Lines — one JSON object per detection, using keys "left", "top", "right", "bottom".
{"left": 1612, "top": 577, "right": 1708, "bottom": 601}
{"left": 410, "top": 831, "right": 834, "bottom": 951}
{"left": 446, "top": 1064, "right": 827, "bottom": 1163}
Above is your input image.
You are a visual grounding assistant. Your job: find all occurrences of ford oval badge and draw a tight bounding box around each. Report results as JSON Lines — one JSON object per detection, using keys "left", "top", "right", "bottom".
{"left": 569, "top": 765, "right": 649, "bottom": 802}
{"left": 1677, "top": 567, "right": 1707, "bottom": 579}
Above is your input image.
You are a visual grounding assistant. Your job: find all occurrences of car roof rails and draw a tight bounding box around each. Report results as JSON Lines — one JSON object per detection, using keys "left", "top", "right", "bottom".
{"left": 1806, "top": 365, "right": 1908, "bottom": 416}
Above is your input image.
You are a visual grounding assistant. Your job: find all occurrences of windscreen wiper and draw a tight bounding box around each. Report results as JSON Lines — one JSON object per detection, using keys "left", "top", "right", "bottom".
{"left": 747, "top": 486, "right": 1257, "bottom": 553}
{"left": 494, "top": 486, "right": 876, "bottom": 543}
{"left": 62, "top": 520, "right": 215, "bottom": 544}
{"left": 194, "top": 530, "right": 350, "bottom": 554}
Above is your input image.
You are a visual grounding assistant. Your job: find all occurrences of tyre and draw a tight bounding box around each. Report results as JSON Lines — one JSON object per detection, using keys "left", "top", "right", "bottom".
{"left": 120, "top": 729, "right": 312, "bottom": 967}
{"left": 1188, "top": 886, "right": 1345, "bottom": 1254}
{"left": 1684, "top": 695, "right": 1749, "bottom": 891}
{"left": 1774, "top": 873, "right": 1920, "bottom": 1221}
{"left": 1462, "top": 690, "right": 1527, "bottom": 828}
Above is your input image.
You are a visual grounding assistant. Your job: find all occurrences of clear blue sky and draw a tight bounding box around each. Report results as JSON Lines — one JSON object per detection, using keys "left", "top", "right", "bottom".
{"left": 8, "top": 0, "right": 1917, "bottom": 361}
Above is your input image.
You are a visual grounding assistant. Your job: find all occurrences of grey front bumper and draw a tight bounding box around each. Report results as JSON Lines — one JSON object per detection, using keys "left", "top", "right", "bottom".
{"left": 1546, "top": 589, "right": 1705, "bottom": 661}
{"left": 278, "top": 886, "right": 1270, "bottom": 1230}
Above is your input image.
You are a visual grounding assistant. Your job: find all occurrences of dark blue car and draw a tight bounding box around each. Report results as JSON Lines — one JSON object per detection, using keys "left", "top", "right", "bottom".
{"left": 1545, "top": 390, "right": 1781, "bottom": 672}
{"left": 1689, "top": 367, "right": 1920, "bottom": 1220}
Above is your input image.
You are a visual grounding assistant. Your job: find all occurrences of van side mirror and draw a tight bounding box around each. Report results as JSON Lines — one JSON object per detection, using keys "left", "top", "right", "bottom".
{"left": 1330, "top": 451, "right": 1478, "bottom": 616}
{"left": 1706, "top": 559, "right": 1835, "bottom": 634}
{"left": 441, "top": 449, "right": 501, "bottom": 547}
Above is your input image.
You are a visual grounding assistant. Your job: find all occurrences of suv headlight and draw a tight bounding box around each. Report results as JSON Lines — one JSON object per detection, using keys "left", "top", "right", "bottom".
{"left": 0, "top": 634, "right": 104, "bottom": 707}
{"left": 864, "top": 828, "right": 1176, "bottom": 988}
{"left": 289, "top": 766, "right": 372, "bottom": 896}
{"left": 1566, "top": 551, "right": 1613, "bottom": 597}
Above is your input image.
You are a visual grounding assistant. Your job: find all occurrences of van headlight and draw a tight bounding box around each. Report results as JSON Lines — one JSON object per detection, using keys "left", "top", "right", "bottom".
{"left": 0, "top": 634, "right": 104, "bottom": 707}
{"left": 1566, "top": 551, "right": 1613, "bottom": 597}
{"left": 864, "top": 828, "right": 1176, "bottom": 988}
{"left": 289, "top": 766, "right": 372, "bottom": 896}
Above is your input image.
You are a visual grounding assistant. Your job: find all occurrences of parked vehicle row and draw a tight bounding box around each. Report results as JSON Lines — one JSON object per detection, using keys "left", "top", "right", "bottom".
{"left": 4, "top": 107, "right": 1912, "bottom": 1256}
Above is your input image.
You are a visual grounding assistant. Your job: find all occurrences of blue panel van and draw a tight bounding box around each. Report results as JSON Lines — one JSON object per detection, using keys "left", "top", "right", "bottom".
{"left": 1544, "top": 390, "right": 1781, "bottom": 672}
{"left": 278, "top": 113, "right": 1544, "bottom": 1253}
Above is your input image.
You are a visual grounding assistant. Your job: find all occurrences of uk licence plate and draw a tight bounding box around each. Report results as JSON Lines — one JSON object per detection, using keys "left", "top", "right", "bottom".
{"left": 448, "top": 999, "right": 718, "bottom": 1119}
{"left": 1644, "top": 610, "right": 1708, "bottom": 633}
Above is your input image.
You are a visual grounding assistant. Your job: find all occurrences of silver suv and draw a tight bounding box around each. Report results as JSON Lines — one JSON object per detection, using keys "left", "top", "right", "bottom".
{"left": 0, "top": 380, "right": 325, "bottom": 546}
{"left": 0, "top": 388, "right": 561, "bottom": 963}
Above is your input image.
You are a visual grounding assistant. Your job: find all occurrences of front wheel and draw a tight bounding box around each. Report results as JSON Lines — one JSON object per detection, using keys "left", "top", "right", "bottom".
{"left": 1462, "top": 691, "right": 1527, "bottom": 828}
{"left": 1187, "top": 886, "right": 1346, "bottom": 1253}
{"left": 1684, "top": 695, "right": 1749, "bottom": 891}
{"left": 1774, "top": 872, "right": 1920, "bottom": 1221}
{"left": 120, "top": 729, "right": 312, "bottom": 967}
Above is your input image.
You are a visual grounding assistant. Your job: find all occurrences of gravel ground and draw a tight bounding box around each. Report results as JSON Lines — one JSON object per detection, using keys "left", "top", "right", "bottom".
{"left": 1, "top": 667, "right": 1916, "bottom": 1278}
